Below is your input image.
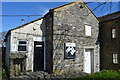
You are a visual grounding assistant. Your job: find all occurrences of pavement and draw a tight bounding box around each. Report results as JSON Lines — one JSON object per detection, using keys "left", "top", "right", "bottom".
{"left": 10, "top": 70, "right": 88, "bottom": 80}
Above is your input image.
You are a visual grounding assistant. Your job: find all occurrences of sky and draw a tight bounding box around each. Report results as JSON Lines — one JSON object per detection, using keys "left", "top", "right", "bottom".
{"left": 1, "top": 2, "right": 120, "bottom": 32}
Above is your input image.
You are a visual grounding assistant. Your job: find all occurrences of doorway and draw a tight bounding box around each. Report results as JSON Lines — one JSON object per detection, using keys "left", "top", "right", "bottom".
{"left": 34, "top": 41, "right": 44, "bottom": 71}
{"left": 84, "top": 49, "right": 94, "bottom": 73}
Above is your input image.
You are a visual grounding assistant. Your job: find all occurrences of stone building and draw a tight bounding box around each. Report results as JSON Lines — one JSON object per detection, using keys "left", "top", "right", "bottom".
{"left": 5, "top": 17, "right": 45, "bottom": 77}
{"left": 45, "top": 1, "right": 100, "bottom": 74}
{"left": 99, "top": 11, "right": 120, "bottom": 70}
{"left": 5, "top": 1, "right": 100, "bottom": 77}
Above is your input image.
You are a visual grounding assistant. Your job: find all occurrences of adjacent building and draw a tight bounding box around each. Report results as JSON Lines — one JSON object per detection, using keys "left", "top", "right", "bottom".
{"left": 5, "top": 1, "right": 100, "bottom": 77}
{"left": 99, "top": 11, "right": 120, "bottom": 70}
{"left": 5, "top": 17, "right": 45, "bottom": 77}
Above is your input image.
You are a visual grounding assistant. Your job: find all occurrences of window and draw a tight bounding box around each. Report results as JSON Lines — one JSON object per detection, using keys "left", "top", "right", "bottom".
{"left": 85, "top": 25, "right": 92, "bottom": 37}
{"left": 18, "top": 40, "right": 27, "bottom": 51}
{"left": 112, "top": 54, "right": 118, "bottom": 64}
{"left": 111, "top": 28, "right": 116, "bottom": 38}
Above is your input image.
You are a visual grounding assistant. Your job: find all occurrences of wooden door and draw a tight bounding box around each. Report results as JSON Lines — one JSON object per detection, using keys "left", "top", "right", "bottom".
{"left": 84, "top": 49, "right": 92, "bottom": 73}
{"left": 34, "top": 41, "right": 44, "bottom": 71}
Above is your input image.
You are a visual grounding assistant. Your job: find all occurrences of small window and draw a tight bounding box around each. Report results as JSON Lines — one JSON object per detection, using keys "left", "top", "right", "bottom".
{"left": 112, "top": 54, "right": 118, "bottom": 64}
{"left": 18, "top": 40, "right": 27, "bottom": 51}
{"left": 111, "top": 28, "right": 116, "bottom": 38}
{"left": 85, "top": 25, "right": 92, "bottom": 37}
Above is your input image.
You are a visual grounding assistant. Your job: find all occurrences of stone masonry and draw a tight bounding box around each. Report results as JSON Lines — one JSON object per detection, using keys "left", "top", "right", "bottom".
{"left": 45, "top": 2, "right": 100, "bottom": 74}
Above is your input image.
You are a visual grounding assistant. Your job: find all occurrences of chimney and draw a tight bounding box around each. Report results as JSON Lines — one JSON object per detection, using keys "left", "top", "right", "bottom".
{"left": 21, "top": 19, "right": 25, "bottom": 25}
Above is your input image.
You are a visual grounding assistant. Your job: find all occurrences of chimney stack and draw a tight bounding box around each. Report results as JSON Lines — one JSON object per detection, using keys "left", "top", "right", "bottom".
{"left": 21, "top": 19, "right": 25, "bottom": 25}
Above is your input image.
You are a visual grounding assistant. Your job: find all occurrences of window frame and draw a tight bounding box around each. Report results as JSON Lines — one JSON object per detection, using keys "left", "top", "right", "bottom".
{"left": 112, "top": 53, "right": 118, "bottom": 64}
{"left": 18, "top": 40, "right": 28, "bottom": 52}
{"left": 84, "top": 24, "right": 92, "bottom": 37}
{"left": 111, "top": 28, "right": 116, "bottom": 39}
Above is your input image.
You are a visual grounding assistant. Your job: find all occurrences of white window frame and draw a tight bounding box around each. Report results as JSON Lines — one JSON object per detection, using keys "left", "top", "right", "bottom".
{"left": 18, "top": 40, "right": 27, "bottom": 52}
{"left": 85, "top": 24, "right": 92, "bottom": 37}
{"left": 111, "top": 28, "right": 116, "bottom": 39}
{"left": 112, "top": 54, "right": 118, "bottom": 64}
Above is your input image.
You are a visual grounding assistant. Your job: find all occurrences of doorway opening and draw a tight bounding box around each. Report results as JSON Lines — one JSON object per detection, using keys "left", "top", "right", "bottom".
{"left": 84, "top": 49, "right": 94, "bottom": 73}
{"left": 34, "top": 41, "right": 44, "bottom": 71}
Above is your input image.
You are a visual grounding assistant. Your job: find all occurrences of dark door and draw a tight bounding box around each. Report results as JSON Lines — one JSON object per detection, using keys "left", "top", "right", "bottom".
{"left": 34, "top": 41, "right": 44, "bottom": 71}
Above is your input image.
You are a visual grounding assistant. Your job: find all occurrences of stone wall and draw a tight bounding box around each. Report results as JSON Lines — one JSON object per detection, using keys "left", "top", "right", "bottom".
{"left": 100, "top": 19, "right": 120, "bottom": 70}
{"left": 6, "top": 18, "right": 45, "bottom": 76}
{"left": 51, "top": 2, "right": 99, "bottom": 74}
{"left": 9, "top": 53, "right": 26, "bottom": 77}
{"left": 118, "top": 18, "right": 120, "bottom": 70}
{"left": 44, "top": 11, "right": 54, "bottom": 73}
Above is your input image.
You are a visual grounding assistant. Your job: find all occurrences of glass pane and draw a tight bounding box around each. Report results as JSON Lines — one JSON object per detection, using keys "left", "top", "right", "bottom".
{"left": 18, "top": 46, "right": 27, "bottom": 51}
{"left": 113, "top": 54, "right": 115, "bottom": 58}
{"left": 19, "top": 41, "right": 26, "bottom": 44}
{"left": 112, "top": 29, "right": 116, "bottom": 34}
{"left": 112, "top": 29, "right": 116, "bottom": 38}
{"left": 85, "top": 25, "right": 92, "bottom": 36}
{"left": 113, "top": 59, "right": 115, "bottom": 63}
{"left": 116, "top": 59, "right": 118, "bottom": 64}
{"left": 115, "top": 54, "right": 118, "bottom": 58}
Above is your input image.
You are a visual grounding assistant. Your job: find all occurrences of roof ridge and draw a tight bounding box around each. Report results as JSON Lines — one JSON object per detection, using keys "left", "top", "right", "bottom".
{"left": 5, "top": 17, "right": 43, "bottom": 38}
{"left": 51, "top": 0, "right": 84, "bottom": 10}
{"left": 98, "top": 11, "right": 120, "bottom": 18}
{"left": 10, "top": 17, "right": 43, "bottom": 31}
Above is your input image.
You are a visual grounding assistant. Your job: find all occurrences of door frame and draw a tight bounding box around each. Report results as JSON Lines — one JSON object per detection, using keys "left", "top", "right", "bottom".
{"left": 33, "top": 41, "right": 44, "bottom": 71}
{"left": 83, "top": 48, "right": 94, "bottom": 73}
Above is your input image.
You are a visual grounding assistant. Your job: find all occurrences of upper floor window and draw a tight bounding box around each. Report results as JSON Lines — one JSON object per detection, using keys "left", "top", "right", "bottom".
{"left": 18, "top": 40, "right": 27, "bottom": 51}
{"left": 85, "top": 24, "right": 92, "bottom": 37}
{"left": 112, "top": 53, "right": 118, "bottom": 64}
{"left": 111, "top": 28, "right": 116, "bottom": 38}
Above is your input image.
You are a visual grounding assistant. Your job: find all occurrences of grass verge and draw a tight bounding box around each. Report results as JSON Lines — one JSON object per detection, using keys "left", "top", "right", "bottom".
{"left": 75, "top": 70, "right": 120, "bottom": 79}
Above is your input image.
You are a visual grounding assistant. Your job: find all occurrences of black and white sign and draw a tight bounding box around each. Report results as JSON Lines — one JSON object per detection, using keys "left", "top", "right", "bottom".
{"left": 64, "top": 43, "right": 76, "bottom": 59}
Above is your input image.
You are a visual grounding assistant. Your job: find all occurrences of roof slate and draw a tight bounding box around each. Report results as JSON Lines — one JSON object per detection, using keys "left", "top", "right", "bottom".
{"left": 98, "top": 11, "right": 120, "bottom": 22}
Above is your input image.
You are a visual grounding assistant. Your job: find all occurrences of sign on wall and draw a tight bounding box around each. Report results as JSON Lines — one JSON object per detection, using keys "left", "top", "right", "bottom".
{"left": 64, "top": 43, "right": 76, "bottom": 59}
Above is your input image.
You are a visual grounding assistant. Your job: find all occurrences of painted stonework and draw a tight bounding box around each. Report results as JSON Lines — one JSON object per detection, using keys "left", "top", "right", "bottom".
{"left": 5, "top": 18, "right": 46, "bottom": 77}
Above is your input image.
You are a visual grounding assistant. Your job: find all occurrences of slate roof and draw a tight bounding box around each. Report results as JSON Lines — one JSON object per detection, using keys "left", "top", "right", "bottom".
{"left": 98, "top": 11, "right": 120, "bottom": 22}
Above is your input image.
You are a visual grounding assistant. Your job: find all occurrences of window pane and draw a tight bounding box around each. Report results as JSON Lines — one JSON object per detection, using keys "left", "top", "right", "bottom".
{"left": 112, "top": 29, "right": 116, "bottom": 38}
{"left": 113, "top": 54, "right": 115, "bottom": 58}
{"left": 18, "top": 46, "right": 26, "bottom": 51}
{"left": 113, "top": 54, "right": 118, "bottom": 64}
{"left": 85, "top": 25, "right": 92, "bottom": 36}
{"left": 19, "top": 41, "right": 27, "bottom": 44}
{"left": 115, "top": 54, "right": 118, "bottom": 58}
{"left": 116, "top": 59, "right": 118, "bottom": 64}
{"left": 113, "top": 59, "right": 116, "bottom": 64}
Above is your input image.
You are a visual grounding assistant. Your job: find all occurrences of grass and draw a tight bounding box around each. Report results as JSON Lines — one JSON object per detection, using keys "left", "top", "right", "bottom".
{"left": 1, "top": 65, "right": 7, "bottom": 79}
{"left": 75, "top": 70, "right": 120, "bottom": 79}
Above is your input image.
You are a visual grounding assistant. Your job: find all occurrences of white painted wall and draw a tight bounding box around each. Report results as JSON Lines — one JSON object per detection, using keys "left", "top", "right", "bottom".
{"left": 7, "top": 18, "right": 46, "bottom": 71}
{"left": 12, "top": 19, "right": 43, "bottom": 36}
